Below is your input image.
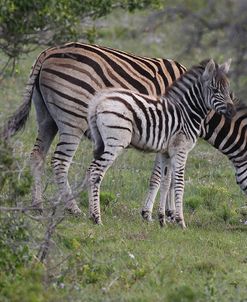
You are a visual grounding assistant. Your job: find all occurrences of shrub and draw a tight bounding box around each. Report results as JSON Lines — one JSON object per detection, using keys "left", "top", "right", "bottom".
{"left": 0, "top": 140, "right": 32, "bottom": 201}
{"left": 0, "top": 214, "right": 32, "bottom": 274}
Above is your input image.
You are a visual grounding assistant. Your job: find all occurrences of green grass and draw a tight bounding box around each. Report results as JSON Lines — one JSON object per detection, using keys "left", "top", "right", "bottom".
{"left": 0, "top": 44, "right": 247, "bottom": 302}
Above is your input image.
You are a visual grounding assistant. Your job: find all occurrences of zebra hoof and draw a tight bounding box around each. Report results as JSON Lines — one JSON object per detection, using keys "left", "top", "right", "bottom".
{"left": 90, "top": 214, "right": 102, "bottom": 225}
{"left": 165, "top": 209, "right": 176, "bottom": 223}
{"left": 141, "top": 210, "right": 153, "bottom": 222}
{"left": 158, "top": 213, "right": 166, "bottom": 227}
{"left": 176, "top": 217, "right": 186, "bottom": 229}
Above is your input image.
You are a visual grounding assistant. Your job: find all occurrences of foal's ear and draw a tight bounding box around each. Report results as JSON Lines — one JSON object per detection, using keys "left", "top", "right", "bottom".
{"left": 202, "top": 59, "right": 215, "bottom": 81}
{"left": 219, "top": 58, "right": 232, "bottom": 74}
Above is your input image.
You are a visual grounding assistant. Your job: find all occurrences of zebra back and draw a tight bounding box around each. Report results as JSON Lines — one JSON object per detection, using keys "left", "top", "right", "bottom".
{"left": 39, "top": 42, "right": 186, "bottom": 96}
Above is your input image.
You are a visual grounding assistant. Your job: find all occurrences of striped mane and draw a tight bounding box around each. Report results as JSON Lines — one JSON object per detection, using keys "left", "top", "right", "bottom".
{"left": 164, "top": 61, "right": 205, "bottom": 97}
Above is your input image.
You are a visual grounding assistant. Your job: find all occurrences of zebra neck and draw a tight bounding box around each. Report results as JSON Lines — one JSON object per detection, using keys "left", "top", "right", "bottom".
{"left": 165, "top": 79, "right": 208, "bottom": 131}
{"left": 200, "top": 110, "right": 247, "bottom": 165}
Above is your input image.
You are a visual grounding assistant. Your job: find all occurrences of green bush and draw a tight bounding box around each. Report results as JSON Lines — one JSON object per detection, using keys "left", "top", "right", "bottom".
{"left": 0, "top": 265, "right": 60, "bottom": 302}
{"left": 216, "top": 203, "right": 239, "bottom": 224}
{"left": 0, "top": 140, "right": 32, "bottom": 200}
{"left": 185, "top": 195, "right": 204, "bottom": 212}
{"left": 0, "top": 214, "right": 32, "bottom": 274}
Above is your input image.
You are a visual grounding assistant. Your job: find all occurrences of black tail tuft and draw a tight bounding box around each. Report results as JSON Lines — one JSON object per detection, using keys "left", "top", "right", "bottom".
{"left": 1, "top": 99, "right": 32, "bottom": 141}
{"left": 93, "top": 139, "right": 105, "bottom": 160}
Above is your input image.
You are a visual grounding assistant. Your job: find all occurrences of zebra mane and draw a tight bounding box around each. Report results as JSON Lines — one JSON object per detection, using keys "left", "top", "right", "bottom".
{"left": 163, "top": 60, "right": 207, "bottom": 100}
{"left": 164, "top": 59, "right": 231, "bottom": 102}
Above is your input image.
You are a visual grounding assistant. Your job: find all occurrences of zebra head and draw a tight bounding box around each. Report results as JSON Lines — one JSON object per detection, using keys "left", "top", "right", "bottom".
{"left": 202, "top": 59, "right": 235, "bottom": 119}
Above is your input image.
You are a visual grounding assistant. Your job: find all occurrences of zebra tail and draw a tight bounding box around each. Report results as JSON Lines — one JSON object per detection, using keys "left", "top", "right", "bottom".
{"left": 1, "top": 50, "right": 47, "bottom": 141}
{"left": 88, "top": 95, "right": 105, "bottom": 159}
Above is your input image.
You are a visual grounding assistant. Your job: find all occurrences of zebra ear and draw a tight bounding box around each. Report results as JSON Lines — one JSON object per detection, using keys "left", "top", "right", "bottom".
{"left": 202, "top": 59, "right": 215, "bottom": 81}
{"left": 219, "top": 58, "right": 231, "bottom": 74}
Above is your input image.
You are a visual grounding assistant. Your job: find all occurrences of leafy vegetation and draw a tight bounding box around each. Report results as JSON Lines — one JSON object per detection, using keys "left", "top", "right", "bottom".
{"left": 0, "top": 0, "right": 159, "bottom": 74}
{"left": 1, "top": 1, "right": 247, "bottom": 98}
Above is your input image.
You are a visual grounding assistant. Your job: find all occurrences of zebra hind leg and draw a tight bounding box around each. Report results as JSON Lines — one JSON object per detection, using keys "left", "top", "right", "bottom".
{"left": 30, "top": 93, "right": 58, "bottom": 212}
{"left": 30, "top": 130, "right": 57, "bottom": 212}
{"left": 157, "top": 154, "right": 172, "bottom": 227}
{"left": 141, "top": 153, "right": 161, "bottom": 222}
{"left": 88, "top": 146, "right": 125, "bottom": 225}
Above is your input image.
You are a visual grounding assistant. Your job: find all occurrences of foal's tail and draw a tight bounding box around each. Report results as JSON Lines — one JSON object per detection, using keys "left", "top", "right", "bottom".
{"left": 1, "top": 50, "right": 47, "bottom": 141}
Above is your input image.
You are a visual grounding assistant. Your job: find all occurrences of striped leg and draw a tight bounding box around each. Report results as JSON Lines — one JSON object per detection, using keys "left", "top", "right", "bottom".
{"left": 158, "top": 154, "right": 172, "bottom": 227}
{"left": 165, "top": 178, "right": 176, "bottom": 222}
{"left": 172, "top": 150, "right": 189, "bottom": 229}
{"left": 51, "top": 133, "right": 82, "bottom": 214}
{"left": 87, "top": 147, "right": 125, "bottom": 224}
{"left": 141, "top": 154, "right": 161, "bottom": 221}
{"left": 141, "top": 154, "right": 176, "bottom": 223}
{"left": 30, "top": 89, "right": 58, "bottom": 211}
{"left": 30, "top": 126, "right": 57, "bottom": 210}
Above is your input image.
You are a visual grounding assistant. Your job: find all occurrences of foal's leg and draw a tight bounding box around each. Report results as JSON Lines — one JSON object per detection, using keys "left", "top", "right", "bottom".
{"left": 87, "top": 145, "right": 126, "bottom": 224}
{"left": 165, "top": 178, "right": 176, "bottom": 222}
{"left": 141, "top": 153, "right": 161, "bottom": 221}
{"left": 141, "top": 154, "right": 176, "bottom": 223}
{"left": 157, "top": 154, "right": 172, "bottom": 227}
{"left": 172, "top": 150, "right": 189, "bottom": 229}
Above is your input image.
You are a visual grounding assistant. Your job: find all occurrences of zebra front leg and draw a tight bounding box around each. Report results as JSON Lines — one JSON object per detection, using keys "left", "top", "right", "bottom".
{"left": 172, "top": 150, "right": 189, "bottom": 229}
{"left": 165, "top": 178, "right": 176, "bottom": 223}
{"left": 141, "top": 154, "right": 161, "bottom": 222}
{"left": 158, "top": 154, "right": 172, "bottom": 227}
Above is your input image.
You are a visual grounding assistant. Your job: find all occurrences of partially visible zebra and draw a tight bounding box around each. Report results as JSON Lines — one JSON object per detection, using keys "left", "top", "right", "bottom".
{"left": 86, "top": 59, "right": 234, "bottom": 228}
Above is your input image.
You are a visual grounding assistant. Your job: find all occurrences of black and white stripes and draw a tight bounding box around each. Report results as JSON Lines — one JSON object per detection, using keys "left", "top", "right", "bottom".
{"left": 86, "top": 59, "right": 234, "bottom": 227}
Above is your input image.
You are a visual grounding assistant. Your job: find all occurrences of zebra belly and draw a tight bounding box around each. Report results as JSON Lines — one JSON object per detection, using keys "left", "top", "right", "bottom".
{"left": 131, "top": 132, "right": 195, "bottom": 157}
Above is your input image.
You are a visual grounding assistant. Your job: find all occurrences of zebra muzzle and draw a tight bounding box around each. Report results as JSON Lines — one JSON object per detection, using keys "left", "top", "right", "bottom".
{"left": 225, "top": 102, "right": 236, "bottom": 119}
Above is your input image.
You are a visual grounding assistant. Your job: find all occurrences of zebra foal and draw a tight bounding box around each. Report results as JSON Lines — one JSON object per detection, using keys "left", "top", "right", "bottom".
{"left": 86, "top": 59, "right": 234, "bottom": 228}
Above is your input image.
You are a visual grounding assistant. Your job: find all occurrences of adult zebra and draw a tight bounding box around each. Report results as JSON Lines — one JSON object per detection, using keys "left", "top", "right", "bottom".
{"left": 1, "top": 42, "right": 244, "bottom": 217}
{"left": 2, "top": 42, "right": 186, "bottom": 214}
{"left": 86, "top": 59, "right": 234, "bottom": 228}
